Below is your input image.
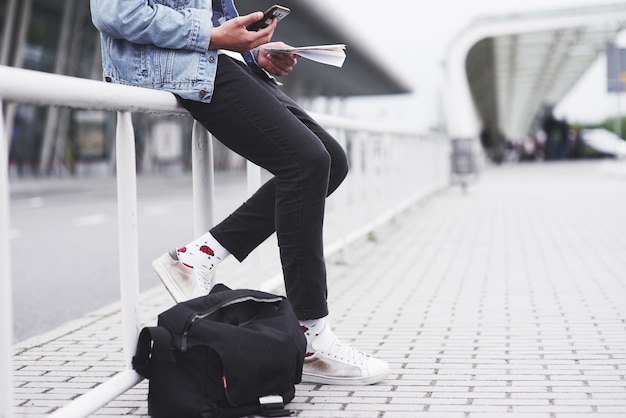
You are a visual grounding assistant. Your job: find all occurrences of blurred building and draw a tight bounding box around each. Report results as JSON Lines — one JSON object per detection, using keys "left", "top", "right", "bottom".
{"left": 443, "top": 2, "right": 626, "bottom": 162}
{"left": 0, "top": 0, "right": 411, "bottom": 176}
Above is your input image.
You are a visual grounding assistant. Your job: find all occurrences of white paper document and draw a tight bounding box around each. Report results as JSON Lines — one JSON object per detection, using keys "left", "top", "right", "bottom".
{"left": 266, "top": 44, "right": 346, "bottom": 67}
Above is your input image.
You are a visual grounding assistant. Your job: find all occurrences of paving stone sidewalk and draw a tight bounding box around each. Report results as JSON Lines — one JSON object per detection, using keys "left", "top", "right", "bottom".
{"left": 12, "top": 160, "right": 626, "bottom": 417}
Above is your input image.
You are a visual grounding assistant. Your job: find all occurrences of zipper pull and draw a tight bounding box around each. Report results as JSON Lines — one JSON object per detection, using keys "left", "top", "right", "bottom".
{"left": 181, "top": 331, "right": 188, "bottom": 352}
{"left": 181, "top": 314, "right": 200, "bottom": 352}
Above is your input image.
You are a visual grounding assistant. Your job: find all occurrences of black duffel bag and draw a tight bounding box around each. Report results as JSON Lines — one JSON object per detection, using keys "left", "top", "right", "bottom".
{"left": 132, "top": 284, "right": 306, "bottom": 418}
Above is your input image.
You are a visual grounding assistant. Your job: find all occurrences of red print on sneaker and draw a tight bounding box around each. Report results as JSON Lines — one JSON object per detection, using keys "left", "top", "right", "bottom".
{"left": 178, "top": 246, "right": 187, "bottom": 253}
{"left": 200, "top": 245, "right": 214, "bottom": 256}
{"left": 300, "top": 325, "right": 309, "bottom": 333}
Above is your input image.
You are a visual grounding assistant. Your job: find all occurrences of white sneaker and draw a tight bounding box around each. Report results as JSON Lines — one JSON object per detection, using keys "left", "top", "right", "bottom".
{"left": 152, "top": 251, "right": 214, "bottom": 303}
{"left": 301, "top": 324, "right": 389, "bottom": 385}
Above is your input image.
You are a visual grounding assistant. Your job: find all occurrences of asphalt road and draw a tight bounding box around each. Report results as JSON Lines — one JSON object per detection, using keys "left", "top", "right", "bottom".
{"left": 8, "top": 170, "right": 249, "bottom": 343}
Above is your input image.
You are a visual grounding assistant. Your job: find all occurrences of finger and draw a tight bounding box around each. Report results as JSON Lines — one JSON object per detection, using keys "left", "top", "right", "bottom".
{"left": 264, "top": 51, "right": 296, "bottom": 75}
{"left": 272, "top": 53, "right": 296, "bottom": 66}
{"left": 266, "top": 56, "right": 284, "bottom": 75}
{"left": 276, "top": 62, "right": 294, "bottom": 75}
{"left": 281, "top": 57, "right": 297, "bottom": 68}
{"left": 268, "top": 54, "right": 292, "bottom": 72}
{"left": 266, "top": 18, "right": 278, "bottom": 30}
{"left": 256, "top": 18, "right": 277, "bottom": 36}
{"left": 242, "top": 11, "right": 264, "bottom": 25}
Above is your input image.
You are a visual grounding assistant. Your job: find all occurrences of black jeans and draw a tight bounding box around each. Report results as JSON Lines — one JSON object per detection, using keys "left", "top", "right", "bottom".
{"left": 179, "top": 56, "right": 349, "bottom": 320}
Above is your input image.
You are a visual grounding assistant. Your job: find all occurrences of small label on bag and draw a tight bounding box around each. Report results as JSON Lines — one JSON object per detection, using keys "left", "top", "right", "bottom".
{"left": 259, "top": 395, "right": 291, "bottom": 417}
{"left": 259, "top": 395, "right": 283, "bottom": 406}
{"left": 222, "top": 375, "right": 227, "bottom": 389}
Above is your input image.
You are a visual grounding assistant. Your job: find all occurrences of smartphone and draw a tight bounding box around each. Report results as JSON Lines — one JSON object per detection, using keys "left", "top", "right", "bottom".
{"left": 246, "top": 5, "right": 290, "bottom": 31}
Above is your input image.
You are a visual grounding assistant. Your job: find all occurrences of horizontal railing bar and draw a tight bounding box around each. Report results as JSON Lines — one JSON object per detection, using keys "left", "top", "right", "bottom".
{"left": 0, "top": 65, "right": 429, "bottom": 136}
{"left": 48, "top": 370, "right": 143, "bottom": 418}
{"left": 0, "top": 65, "right": 186, "bottom": 115}
{"left": 311, "top": 112, "right": 426, "bottom": 136}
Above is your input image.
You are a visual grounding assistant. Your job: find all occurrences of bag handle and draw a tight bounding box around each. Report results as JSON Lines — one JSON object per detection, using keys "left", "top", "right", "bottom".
{"left": 180, "top": 294, "right": 285, "bottom": 353}
{"left": 132, "top": 326, "right": 175, "bottom": 378}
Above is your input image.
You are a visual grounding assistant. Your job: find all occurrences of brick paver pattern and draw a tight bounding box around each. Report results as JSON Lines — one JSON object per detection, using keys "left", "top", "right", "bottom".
{"left": 12, "top": 161, "right": 626, "bottom": 417}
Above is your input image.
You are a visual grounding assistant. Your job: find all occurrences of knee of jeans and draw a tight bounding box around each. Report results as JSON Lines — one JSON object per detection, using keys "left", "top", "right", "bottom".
{"left": 324, "top": 148, "right": 347, "bottom": 192}
{"left": 303, "top": 148, "right": 332, "bottom": 177}
{"left": 332, "top": 151, "right": 349, "bottom": 182}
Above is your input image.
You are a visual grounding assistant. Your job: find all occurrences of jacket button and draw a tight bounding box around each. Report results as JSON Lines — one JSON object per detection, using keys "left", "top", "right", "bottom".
{"left": 199, "top": 89, "right": 206, "bottom": 96}
{"left": 208, "top": 56, "right": 215, "bottom": 63}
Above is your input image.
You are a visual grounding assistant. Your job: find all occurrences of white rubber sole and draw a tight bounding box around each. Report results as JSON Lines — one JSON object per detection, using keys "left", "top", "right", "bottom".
{"left": 301, "top": 367, "right": 389, "bottom": 386}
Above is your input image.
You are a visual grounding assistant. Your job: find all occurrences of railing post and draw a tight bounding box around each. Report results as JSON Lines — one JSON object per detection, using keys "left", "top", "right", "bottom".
{"left": 49, "top": 112, "right": 147, "bottom": 418}
{"left": 0, "top": 101, "right": 15, "bottom": 418}
{"left": 351, "top": 133, "right": 364, "bottom": 228}
{"left": 246, "top": 161, "right": 262, "bottom": 285}
{"left": 191, "top": 121, "right": 215, "bottom": 235}
{"left": 333, "top": 127, "right": 349, "bottom": 262}
{"left": 114, "top": 111, "right": 141, "bottom": 368}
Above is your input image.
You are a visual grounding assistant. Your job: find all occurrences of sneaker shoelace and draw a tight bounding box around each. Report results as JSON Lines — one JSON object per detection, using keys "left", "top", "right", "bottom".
{"left": 322, "top": 334, "right": 369, "bottom": 367}
{"left": 196, "top": 273, "right": 213, "bottom": 294}
{"left": 193, "top": 261, "right": 216, "bottom": 295}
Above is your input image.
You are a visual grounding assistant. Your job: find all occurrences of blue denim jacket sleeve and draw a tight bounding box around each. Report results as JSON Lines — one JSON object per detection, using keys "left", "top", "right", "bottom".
{"left": 90, "top": 0, "right": 219, "bottom": 102}
{"left": 91, "top": 0, "right": 211, "bottom": 52}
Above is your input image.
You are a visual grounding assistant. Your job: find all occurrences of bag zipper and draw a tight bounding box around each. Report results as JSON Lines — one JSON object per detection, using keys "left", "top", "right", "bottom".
{"left": 180, "top": 295, "right": 283, "bottom": 351}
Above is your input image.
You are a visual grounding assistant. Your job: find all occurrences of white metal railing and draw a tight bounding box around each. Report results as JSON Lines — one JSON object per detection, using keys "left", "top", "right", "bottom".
{"left": 0, "top": 64, "right": 450, "bottom": 417}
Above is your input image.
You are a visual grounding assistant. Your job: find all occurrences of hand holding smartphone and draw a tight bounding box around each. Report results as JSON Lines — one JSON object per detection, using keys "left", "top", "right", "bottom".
{"left": 246, "top": 5, "right": 290, "bottom": 31}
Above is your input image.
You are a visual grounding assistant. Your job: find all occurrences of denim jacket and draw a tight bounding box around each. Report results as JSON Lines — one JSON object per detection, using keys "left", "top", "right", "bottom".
{"left": 90, "top": 0, "right": 260, "bottom": 102}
